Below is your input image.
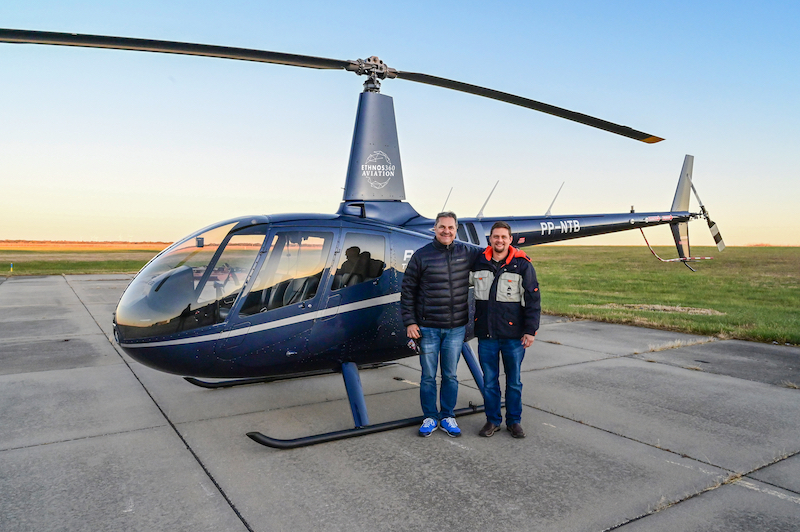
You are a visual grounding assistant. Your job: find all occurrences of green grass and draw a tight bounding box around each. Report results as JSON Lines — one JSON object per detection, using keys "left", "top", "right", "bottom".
{"left": 0, "top": 250, "right": 157, "bottom": 276}
{"left": 2, "top": 245, "right": 798, "bottom": 345}
{"left": 524, "top": 245, "right": 800, "bottom": 345}
{"left": 3, "top": 259, "right": 150, "bottom": 276}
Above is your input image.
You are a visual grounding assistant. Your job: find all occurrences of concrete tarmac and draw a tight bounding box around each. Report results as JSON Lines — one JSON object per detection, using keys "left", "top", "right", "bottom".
{"left": 1, "top": 274, "right": 798, "bottom": 531}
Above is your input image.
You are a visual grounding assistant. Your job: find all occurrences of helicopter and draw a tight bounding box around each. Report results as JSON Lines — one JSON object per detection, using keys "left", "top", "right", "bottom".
{"left": 0, "top": 29, "right": 724, "bottom": 449}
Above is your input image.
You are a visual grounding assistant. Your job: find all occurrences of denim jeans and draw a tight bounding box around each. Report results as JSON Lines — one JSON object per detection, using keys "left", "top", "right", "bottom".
{"left": 478, "top": 338, "right": 525, "bottom": 426}
{"left": 419, "top": 326, "right": 465, "bottom": 419}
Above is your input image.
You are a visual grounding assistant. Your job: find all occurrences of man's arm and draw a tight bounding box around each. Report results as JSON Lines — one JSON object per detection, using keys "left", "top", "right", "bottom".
{"left": 469, "top": 245, "right": 484, "bottom": 267}
{"left": 521, "top": 261, "right": 541, "bottom": 337}
{"left": 400, "top": 252, "right": 422, "bottom": 333}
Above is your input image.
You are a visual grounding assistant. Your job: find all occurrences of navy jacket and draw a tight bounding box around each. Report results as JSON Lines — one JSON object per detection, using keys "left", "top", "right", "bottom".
{"left": 401, "top": 239, "right": 480, "bottom": 329}
{"left": 471, "top": 245, "right": 541, "bottom": 339}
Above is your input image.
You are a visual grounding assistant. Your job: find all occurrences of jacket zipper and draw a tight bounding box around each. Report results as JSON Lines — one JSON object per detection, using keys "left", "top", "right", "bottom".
{"left": 447, "top": 246, "right": 454, "bottom": 327}
{"left": 487, "top": 260, "right": 503, "bottom": 338}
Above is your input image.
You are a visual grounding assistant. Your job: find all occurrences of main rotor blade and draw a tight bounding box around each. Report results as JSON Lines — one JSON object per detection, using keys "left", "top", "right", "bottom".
{"left": 1, "top": 28, "right": 664, "bottom": 143}
{"left": 395, "top": 70, "right": 664, "bottom": 143}
{"left": 0, "top": 28, "right": 352, "bottom": 70}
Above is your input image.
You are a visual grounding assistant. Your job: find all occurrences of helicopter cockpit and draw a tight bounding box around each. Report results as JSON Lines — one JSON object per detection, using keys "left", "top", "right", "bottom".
{"left": 114, "top": 220, "right": 268, "bottom": 340}
{"left": 113, "top": 216, "right": 387, "bottom": 345}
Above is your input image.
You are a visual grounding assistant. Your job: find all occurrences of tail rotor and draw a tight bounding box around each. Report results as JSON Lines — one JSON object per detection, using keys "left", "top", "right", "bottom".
{"left": 645, "top": 155, "right": 725, "bottom": 270}
{"left": 691, "top": 183, "right": 725, "bottom": 252}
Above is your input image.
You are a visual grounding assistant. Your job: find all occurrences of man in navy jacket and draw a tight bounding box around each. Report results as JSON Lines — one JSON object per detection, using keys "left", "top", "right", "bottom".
{"left": 401, "top": 211, "right": 480, "bottom": 438}
{"left": 471, "top": 221, "right": 540, "bottom": 438}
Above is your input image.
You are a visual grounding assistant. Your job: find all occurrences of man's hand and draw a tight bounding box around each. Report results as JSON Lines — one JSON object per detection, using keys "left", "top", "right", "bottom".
{"left": 407, "top": 324, "right": 420, "bottom": 339}
{"left": 521, "top": 334, "right": 535, "bottom": 349}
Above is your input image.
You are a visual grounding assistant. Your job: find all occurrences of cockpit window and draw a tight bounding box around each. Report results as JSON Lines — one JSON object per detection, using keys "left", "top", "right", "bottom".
{"left": 239, "top": 231, "right": 333, "bottom": 317}
{"left": 115, "top": 223, "right": 266, "bottom": 340}
{"left": 203, "top": 233, "right": 265, "bottom": 320}
{"left": 140, "top": 222, "right": 237, "bottom": 285}
{"left": 331, "top": 233, "right": 385, "bottom": 290}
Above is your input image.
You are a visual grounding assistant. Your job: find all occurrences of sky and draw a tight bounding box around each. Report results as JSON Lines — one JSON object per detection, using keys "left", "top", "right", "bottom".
{"left": 1, "top": 1, "right": 798, "bottom": 246}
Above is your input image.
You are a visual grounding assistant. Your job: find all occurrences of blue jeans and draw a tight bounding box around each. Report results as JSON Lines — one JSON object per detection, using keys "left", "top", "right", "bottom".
{"left": 419, "top": 326, "right": 465, "bottom": 419}
{"left": 478, "top": 338, "right": 525, "bottom": 426}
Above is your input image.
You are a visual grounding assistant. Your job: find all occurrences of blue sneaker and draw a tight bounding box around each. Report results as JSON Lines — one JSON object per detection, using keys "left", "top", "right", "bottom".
{"left": 418, "top": 417, "right": 438, "bottom": 437}
{"left": 440, "top": 417, "right": 461, "bottom": 437}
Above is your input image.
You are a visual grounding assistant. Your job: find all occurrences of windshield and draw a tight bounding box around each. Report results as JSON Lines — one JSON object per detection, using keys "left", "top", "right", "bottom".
{"left": 116, "top": 222, "right": 266, "bottom": 340}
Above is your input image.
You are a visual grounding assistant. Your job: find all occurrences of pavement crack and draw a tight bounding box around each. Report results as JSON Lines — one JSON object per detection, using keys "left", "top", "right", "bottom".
{"left": 733, "top": 479, "right": 800, "bottom": 504}
{"left": 0, "top": 424, "right": 168, "bottom": 453}
{"left": 525, "top": 402, "right": 733, "bottom": 472}
{"left": 578, "top": 426, "right": 800, "bottom": 530}
{"left": 64, "top": 275, "right": 256, "bottom": 532}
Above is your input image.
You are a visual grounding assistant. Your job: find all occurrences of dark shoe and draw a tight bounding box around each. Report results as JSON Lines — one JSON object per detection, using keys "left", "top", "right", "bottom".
{"left": 507, "top": 423, "right": 526, "bottom": 438}
{"left": 479, "top": 422, "right": 501, "bottom": 437}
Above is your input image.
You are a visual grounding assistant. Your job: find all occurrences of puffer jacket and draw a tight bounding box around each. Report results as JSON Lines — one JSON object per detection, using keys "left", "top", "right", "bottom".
{"left": 471, "top": 245, "right": 540, "bottom": 339}
{"left": 401, "top": 239, "right": 481, "bottom": 329}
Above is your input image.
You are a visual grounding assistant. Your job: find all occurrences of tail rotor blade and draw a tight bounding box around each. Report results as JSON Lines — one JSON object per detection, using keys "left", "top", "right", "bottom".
{"left": 708, "top": 219, "right": 725, "bottom": 251}
{"left": 690, "top": 182, "right": 725, "bottom": 251}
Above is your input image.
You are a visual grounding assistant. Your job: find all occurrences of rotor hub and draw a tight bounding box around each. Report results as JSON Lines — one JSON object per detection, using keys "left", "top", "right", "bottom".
{"left": 347, "top": 56, "right": 397, "bottom": 92}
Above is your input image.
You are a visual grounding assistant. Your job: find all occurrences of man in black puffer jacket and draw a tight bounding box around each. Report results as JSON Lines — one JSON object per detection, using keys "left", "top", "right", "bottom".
{"left": 401, "top": 211, "right": 481, "bottom": 438}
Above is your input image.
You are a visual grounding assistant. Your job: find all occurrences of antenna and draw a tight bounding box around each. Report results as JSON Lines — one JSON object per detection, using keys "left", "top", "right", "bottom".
{"left": 476, "top": 181, "right": 499, "bottom": 220}
{"left": 441, "top": 187, "right": 453, "bottom": 212}
{"left": 545, "top": 182, "right": 565, "bottom": 216}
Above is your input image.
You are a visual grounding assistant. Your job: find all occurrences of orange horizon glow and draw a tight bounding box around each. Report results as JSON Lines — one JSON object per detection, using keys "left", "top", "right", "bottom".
{"left": 1, "top": 239, "right": 796, "bottom": 252}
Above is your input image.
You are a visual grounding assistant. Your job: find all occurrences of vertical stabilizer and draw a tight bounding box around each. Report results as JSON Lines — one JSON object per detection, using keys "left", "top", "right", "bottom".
{"left": 343, "top": 91, "right": 405, "bottom": 201}
{"left": 670, "top": 222, "right": 690, "bottom": 259}
{"left": 671, "top": 155, "right": 693, "bottom": 211}
{"left": 670, "top": 155, "right": 694, "bottom": 258}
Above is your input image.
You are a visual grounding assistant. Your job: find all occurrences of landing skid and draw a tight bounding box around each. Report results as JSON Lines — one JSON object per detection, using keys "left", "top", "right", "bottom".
{"left": 247, "top": 402, "right": 485, "bottom": 449}
{"left": 247, "top": 343, "right": 487, "bottom": 449}
{"left": 184, "top": 362, "right": 395, "bottom": 389}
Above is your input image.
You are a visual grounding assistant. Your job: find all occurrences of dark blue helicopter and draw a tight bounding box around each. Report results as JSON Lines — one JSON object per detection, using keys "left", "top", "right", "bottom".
{"left": 0, "top": 29, "right": 724, "bottom": 448}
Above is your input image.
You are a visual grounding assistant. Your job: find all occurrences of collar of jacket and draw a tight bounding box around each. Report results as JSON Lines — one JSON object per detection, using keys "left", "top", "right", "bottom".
{"left": 483, "top": 244, "right": 531, "bottom": 265}
{"left": 433, "top": 239, "right": 455, "bottom": 251}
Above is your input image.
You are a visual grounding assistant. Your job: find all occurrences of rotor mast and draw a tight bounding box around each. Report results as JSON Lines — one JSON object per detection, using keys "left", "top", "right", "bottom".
{"left": 339, "top": 55, "right": 409, "bottom": 203}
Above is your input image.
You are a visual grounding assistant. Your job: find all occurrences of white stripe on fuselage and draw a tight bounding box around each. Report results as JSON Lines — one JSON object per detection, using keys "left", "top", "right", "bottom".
{"left": 119, "top": 292, "right": 401, "bottom": 348}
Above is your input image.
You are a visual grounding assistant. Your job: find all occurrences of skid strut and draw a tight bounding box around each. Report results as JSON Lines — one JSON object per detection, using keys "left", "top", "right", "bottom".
{"left": 461, "top": 342, "right": 485, "bottom": 398}
{"left": 247, "top": 342, "right": 488, "bottom": 449}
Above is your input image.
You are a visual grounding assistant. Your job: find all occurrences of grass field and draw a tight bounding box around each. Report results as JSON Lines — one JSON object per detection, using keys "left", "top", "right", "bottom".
{"left": 524, "top": 245, "right": 800, "bottom": 346}
{"left": 0, "top": 250, "right": 162, "bottom": 276}
{"left": 1, "top": 243, "right": 797, "bottom": 345}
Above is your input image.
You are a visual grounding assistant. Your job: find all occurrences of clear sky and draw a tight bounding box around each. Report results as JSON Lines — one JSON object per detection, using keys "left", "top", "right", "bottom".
{"left": 1, "top": 1, "right": 798, "bottom": 246}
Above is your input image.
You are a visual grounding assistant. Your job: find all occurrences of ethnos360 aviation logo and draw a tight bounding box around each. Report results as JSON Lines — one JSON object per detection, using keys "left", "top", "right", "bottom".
{"left": 361, "top": 151, "right": 395, "bottom": 189}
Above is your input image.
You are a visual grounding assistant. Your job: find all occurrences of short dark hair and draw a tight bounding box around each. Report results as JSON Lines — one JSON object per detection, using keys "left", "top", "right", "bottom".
{"left": 435, "top": 211, "right": 458, "bottom": 227}
{"left": 490, "top": 221, "right": 511, "bottom": 236}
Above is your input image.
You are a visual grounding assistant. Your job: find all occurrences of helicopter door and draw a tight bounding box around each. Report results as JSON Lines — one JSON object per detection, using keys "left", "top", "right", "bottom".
{"left": 308, "top": 230, "right": 389, "bottom": 355}
{"left": 216, "top": 229, "right": 337, "bottom": 361}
